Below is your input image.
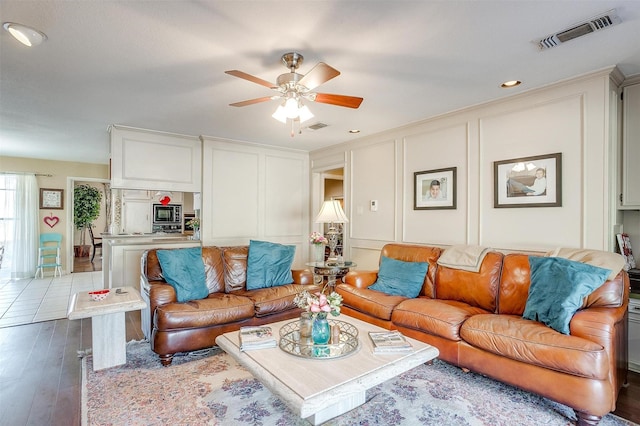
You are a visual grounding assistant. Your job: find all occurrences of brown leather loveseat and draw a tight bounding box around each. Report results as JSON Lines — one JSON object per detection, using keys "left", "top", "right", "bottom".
{"left": 338, "top": 243, "right": 629, "bottom": 426}
{"left": 141, "top": 245, "right": 317, "bottom": 366}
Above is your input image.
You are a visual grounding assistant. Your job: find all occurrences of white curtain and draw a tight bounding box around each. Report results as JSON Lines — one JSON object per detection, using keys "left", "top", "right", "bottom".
{"left": 12, "top": 174, "right": 40, "bottom": 279}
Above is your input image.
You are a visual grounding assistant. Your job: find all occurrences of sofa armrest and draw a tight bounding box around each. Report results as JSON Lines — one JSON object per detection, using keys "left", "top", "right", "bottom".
{"left": 147, "top": 279, "right": 177, "bottom": 316}
{"left": 292, "top": 269, "right": 314, "bottom": 285}
{"left": 343, "top": 270, "right": 378, "bottom": 289}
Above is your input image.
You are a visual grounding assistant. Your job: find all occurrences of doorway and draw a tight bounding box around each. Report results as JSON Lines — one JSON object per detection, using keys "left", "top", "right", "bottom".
{"left": 312, "top": 167, "right": 346, "bottom": 258}
{"left": 66, "top": 177, "right": 110, "bottom": 273}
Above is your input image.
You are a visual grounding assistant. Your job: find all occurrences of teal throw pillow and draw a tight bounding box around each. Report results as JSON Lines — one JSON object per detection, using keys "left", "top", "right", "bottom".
{"left": 246, "top": 240, "right": 295, "bottom": 290}
{"left": 156, "top": 247, "right": 208, "bottom": 303}
{"left": 369, "top": 256, "right": 429, "bottom": 298}
{"left": 523, "top": 256, "right": 611, "bottom": 335}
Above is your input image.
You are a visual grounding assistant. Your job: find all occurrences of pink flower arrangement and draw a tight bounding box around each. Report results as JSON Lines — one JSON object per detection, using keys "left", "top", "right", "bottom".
{"left": 309, "top": 231, "right": 328, "bottom": 245}
{"left": 294, "top": 290, "right": 342, "bottom": 317}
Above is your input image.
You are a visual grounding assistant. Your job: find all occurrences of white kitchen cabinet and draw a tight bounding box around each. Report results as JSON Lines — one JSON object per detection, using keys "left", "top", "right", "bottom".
{"left": 630, "top": 297, "right": 640, "bottom": 373}
{"left": 121, "top": 200, "right": 151, "bottom": 234}
{"left": 122, "top": 190, "right": 151, "bottom": 200}
{"left": 110, "top": 125, "right": 202, "bottom": 192}
{"left": 621, "top": 83, "right": 640, "bottom": 209}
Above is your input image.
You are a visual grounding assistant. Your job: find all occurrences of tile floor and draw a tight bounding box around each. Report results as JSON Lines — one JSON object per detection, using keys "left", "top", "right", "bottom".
{"left": 0, "top": 271, "right": 103, "bottom": 328}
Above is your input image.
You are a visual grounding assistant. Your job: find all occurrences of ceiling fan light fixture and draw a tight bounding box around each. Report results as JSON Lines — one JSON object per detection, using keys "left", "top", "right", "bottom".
{"left": 298, "top": 105, "right": 314, "bottom": 123}
{"left": 272, "top": 105, "right": 288, "bottom": 123}
{"left": 3, "top": 22, "right": 47, "bottom": 47}
{"left": 284, "top": 97, "right": 299, "bottom": 118}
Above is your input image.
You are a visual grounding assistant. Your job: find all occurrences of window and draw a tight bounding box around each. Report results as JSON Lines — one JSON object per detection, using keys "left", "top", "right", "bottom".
{"left": 0, "top": 175, "right": 16, "bottom": 275}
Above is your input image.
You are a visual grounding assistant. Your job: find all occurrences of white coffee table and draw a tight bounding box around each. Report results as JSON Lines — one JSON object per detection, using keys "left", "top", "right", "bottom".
{"left": 67, "top": 286, "right": 146, "bottom": 371}
{"left": 216, "top": 315, "right": 439, "bottom": 425}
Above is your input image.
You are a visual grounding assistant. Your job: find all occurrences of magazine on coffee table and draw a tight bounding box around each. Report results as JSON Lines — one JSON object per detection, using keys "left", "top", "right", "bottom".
{"left": 369, "top": 330, "right": 413, "bottom": 354}
{"left": 239, "top": 326, "right": 277, "bottom": 351}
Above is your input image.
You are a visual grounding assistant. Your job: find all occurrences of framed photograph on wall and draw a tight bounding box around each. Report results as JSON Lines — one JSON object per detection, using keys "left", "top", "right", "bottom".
{"left": 494, "top": 153, "right": 562, "bottom": 208}
{"left": 414, "top": 167, "right": 457, "bottom": 210}
{"left": 39, "top": 188, "right": 64, "bottom": 210}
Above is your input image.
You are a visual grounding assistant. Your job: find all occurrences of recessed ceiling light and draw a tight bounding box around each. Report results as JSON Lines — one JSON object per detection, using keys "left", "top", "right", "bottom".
{"left": 501, "top": 80, "right": 522, "bottom": 88}
{"left": 348, "top": 129, "right": 360, "bottom": 134}
{"left": 3, "top": 22, "right": 47, "bottom": 47}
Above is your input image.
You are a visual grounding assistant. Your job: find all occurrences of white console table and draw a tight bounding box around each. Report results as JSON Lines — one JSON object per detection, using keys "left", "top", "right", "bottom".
{"left": 67, "top": 286, "right": 146, "bottom": 371}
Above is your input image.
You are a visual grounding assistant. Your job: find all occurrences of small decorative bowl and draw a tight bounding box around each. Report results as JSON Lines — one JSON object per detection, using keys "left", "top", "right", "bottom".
{"left": 89, "top": 289, "right": 110, "bottom": 301}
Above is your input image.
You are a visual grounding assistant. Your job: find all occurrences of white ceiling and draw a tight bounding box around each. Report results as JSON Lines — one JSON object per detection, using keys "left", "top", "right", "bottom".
{"left": 1, "top": 1, "right": 640, "bottom": 165}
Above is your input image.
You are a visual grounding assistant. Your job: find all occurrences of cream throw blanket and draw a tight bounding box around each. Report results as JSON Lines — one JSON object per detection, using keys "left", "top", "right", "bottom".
{"left": 545, "top": 247, "right": 625, "bottom": 280}
{"left": 437, "top": 245, "right": 491, "bottom": 273}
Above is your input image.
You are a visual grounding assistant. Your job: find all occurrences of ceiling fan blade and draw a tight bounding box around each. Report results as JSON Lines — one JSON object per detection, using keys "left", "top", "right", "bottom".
{"left": 229, "top": 96, "right": 274, "bottom": 107}
{"left": 225, "top": 70, "right": 278, "bottom": 89}
{"left": 298, "top": 63, "right": 340, "bottom": 90}
{"left": 313, "top": 93, "right": 363, "bottom": 109}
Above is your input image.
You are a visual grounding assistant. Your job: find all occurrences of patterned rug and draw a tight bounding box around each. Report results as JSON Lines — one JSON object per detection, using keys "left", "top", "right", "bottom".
{"left": 82, "top": 340, "right": 635, "bottom": 426}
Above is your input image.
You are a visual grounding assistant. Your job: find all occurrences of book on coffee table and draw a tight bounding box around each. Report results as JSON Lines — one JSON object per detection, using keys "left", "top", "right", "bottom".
{"left": 239, "top": 326, "right": 277, "bottom": 351}
{"left": 368, "top": 330, "right": 413, "bottom": 354}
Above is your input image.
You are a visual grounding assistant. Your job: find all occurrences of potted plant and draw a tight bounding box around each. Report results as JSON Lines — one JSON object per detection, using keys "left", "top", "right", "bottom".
{"left": 73, "top": 184, "right": 102, "bottom": 257}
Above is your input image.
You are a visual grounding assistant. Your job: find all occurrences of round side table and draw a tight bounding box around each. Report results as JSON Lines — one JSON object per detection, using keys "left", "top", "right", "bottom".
{"left": 305, "top": 261, "right": 357, "bottom": 290}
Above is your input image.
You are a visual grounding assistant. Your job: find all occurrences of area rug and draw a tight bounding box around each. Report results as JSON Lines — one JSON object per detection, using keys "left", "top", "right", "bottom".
{"left": 82, "top": 341, "right": 636, "bottom": 426}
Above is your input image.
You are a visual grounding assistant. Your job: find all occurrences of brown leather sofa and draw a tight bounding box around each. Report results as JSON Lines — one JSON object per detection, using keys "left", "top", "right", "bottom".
{"left": 140, "top": 245, "right": 317, "bottom": 366}
{"left": 338, "top": 243, "right": 629, "bottom": 426}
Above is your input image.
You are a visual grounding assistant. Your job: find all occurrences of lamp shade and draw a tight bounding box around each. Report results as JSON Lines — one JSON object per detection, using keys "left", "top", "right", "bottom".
{"left": 314, "top": 200, "right": 349, "bottom": 224}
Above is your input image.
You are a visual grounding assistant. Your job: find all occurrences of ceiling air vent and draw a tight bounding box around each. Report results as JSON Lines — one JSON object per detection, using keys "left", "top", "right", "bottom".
{"left": 537, "top": 9, "right": 621, "bottom": 50}
{"left": 307, "top": 122, "right": 328, "bottom": 131}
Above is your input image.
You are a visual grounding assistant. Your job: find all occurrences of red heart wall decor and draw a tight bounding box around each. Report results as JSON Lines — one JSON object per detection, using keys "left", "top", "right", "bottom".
{"left": 44, "top": 215, "right": 60, "bottom": 228}
{"left": 160, "top": 196, "right": 171, "bottom": 205}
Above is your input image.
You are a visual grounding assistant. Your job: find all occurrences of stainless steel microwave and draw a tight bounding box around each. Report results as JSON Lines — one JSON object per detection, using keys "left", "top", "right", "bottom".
{"left": 152, "top": 204, "right": 181, "bottom": 225}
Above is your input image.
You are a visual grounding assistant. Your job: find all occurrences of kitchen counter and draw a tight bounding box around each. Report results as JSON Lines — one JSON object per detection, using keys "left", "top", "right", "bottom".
{"left": 102, "top": 234, "right": 200, "bottom": 290}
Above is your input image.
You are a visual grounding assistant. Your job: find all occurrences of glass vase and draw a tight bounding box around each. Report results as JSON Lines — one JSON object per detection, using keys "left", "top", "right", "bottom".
{"left": 312, "top": 313, "right": 331, "bottom": 345}
{"left": 313, "top": 244, "right": 325, "bottom": 263}
{"left": 299, "top": 312, "right": 313, "bottom": 339}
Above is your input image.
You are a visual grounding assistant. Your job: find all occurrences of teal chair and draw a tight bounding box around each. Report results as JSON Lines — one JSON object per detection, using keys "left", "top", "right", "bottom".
{"left": 35, "top": 233, "right": 62, "bottom": 278}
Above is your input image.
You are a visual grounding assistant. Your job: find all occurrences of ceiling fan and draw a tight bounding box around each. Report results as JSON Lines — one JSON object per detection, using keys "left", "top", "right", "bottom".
{"left": 225, "top": 52, "right": 363, "bottom": 130}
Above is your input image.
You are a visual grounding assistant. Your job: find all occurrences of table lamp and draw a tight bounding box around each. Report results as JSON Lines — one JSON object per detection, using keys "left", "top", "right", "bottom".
{"left": 314, "top": 200, "right": 349, "bottom": 260}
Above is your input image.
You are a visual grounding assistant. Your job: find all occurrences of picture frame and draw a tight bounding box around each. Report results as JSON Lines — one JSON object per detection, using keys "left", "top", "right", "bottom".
{"left": 414, "top": 167, "right": 457, "bottom": 210}
{"left": 39, "top": 188, "right": 64, "bottom": 210}
{"left": 493, "top": 153, "right": 562, "bottom": 208}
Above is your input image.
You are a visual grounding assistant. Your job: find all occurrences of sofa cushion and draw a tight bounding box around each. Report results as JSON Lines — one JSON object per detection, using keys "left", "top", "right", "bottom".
{"left": 368, "top": 256, "right": 428, "bottom": 298}
{"left": 154, "top": 293, "right": 255, "bottom": 330}
{"left": 380, "top": 244, "right": 442, "bottom": 298}
{"left": 156, "top": 247, "right": 208, "bottom": 303}
{"left": 336, "top": 284, "right": 408, "bottom": 321}
{"left": 435, "top": 251, "right": 503, "bottom": 312}
{"left": 222, "top": 246, "right": 249, "bottom": 292}
{"left": 392, "top": 298, "right": 490, "bottom": 341}
{"left": 236, "top": 283, "right": 322, "bottom": 317}
{"left": 460, "top": 314, "right": 608, "bottom": 380}
{"left": 523, "top": 257, "right": 611, "bottom": 334}
{"left": 246, "top": 240, "right": 295, "bottom": 290}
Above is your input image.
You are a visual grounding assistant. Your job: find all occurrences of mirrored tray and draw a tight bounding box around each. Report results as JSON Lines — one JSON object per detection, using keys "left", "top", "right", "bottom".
{"left": 279, "top": 319, "right": 359, "bottom": 359}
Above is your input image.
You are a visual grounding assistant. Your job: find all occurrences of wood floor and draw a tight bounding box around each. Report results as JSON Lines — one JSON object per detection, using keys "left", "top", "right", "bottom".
{"left": 0, "top": 312, "right": 143, "bottom": 426}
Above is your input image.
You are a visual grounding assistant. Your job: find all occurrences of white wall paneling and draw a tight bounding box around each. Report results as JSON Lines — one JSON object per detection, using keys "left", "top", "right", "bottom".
{"left": 200, "top": 137, "right": 309, "bottom": 268}
{"left": 403, "top": 125, "right": 469, "bottom": 245}
{"left": 311, "top": 68, "right": 619, "bottom": 255}
{"left": 110, "top": 125, "right": 202, "bottom": 192}
{"left": 265, "top": 154, "right": 306, "bottom": 238}
{"left": 350, "top": 140, "right": 397, "bottom": 242}
{"left": 479, "top": 95, "right": 584, "bottom": 251}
